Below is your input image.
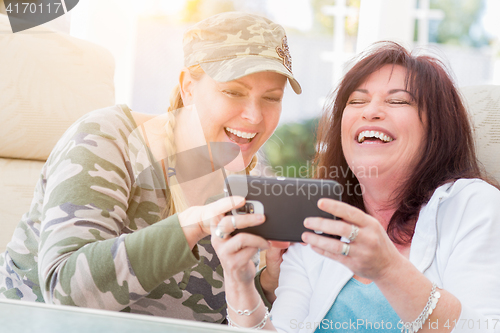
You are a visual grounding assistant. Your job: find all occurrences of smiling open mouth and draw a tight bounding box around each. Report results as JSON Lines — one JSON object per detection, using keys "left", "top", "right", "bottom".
{"left": 224, "top": 127, "right": 257, "bottom": 144}
{"left": 357, "top": 130, "right": 394, "bottom": 143}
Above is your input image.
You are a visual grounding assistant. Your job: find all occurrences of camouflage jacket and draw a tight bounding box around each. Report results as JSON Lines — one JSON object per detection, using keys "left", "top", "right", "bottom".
{"left": 0, "top": 105, "right": 227, "bottom": 322}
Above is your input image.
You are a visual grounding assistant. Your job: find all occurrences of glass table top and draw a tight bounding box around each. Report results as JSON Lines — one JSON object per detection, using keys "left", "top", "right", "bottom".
{"left": 0, "top": 299, "right": 256, "bottom": 333}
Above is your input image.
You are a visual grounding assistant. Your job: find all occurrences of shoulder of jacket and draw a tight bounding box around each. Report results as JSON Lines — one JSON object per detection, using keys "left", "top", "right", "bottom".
{"left": 439, "top": 178, "right": 500, "bottom": 204}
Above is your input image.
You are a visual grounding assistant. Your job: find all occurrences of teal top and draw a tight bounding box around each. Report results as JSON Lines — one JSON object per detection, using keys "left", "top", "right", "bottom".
{"left": 315, "top": 278, "right": 401, "bottom": 332}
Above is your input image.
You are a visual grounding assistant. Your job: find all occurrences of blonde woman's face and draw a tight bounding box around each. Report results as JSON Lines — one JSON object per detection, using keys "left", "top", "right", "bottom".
{"left": 185, "top": 71, "right": 287, "bottom": 168}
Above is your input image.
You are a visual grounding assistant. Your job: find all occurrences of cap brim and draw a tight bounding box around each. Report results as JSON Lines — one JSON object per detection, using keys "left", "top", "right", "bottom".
{"left": 199, "top": 56, "right": 302, "bottom": 94}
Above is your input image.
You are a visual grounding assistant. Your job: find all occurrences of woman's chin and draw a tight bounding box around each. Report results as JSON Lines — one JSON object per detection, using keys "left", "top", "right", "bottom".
{"left": 348, "top": 160, "right": 384, "bottom": 179}
{"left": 223, "top": 151, "right": 249, "bottom": 172}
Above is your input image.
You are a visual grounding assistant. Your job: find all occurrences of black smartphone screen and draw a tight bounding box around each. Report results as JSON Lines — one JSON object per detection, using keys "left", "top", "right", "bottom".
{"left": 225, "top": 175, "right": 342, "bottom": 242}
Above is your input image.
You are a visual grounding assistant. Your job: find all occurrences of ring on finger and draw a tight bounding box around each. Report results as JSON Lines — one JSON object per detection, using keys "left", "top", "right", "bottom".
{"left": 215, "top": 224, "right": 227, "bottom": 239}
{"left": 348, "top": 225, "right": 359, "bottom": 243}
{"left": 341, "top": 243, "right": 350, "bottom": 256}
{"left": 231, "top": 215, "right": 237, "bottom": 229}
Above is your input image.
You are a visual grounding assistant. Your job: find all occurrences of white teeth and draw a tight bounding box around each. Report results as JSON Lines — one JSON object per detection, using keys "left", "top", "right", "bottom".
{"left": 225, "top": 127, "right": 257, "bottom": 139}
{"left": 357, "top": 130, "right": 394, "bottom": 143}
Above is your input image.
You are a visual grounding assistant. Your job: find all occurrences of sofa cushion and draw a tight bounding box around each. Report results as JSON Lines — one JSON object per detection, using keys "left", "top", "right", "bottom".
{"left": 0, "top": 14, "right": 115, "bottom": 161}
{"left": 0, "top": 158, "right": 45, "bottom": 253}
{"left": 461, "top": 85, "right": 500, "bottom": 183}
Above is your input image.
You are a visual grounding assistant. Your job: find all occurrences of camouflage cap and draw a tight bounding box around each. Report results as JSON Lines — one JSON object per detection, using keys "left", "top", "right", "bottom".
{"left": 183, "top": 11, "right": 302, "bottom": 94}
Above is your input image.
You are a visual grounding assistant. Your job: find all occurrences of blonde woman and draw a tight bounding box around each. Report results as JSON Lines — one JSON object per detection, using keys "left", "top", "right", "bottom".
{"left": 0, "top": 11, "right": 301, "bottom": 323}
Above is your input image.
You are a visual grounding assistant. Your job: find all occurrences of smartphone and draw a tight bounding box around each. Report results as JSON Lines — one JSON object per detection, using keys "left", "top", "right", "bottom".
{"left": 225, "top": 175, "right": 342, "bottom": 242}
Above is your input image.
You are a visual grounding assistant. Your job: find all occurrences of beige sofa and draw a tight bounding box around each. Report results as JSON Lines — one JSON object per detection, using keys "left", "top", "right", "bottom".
{"left": 461, "top": 85, "right": 500, "bottom": 183}
{"left": 0, "top": 14, "right": 115, "bottom": 253}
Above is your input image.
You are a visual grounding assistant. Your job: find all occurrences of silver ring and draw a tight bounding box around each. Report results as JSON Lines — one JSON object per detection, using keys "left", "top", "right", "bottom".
{"left": 231, "top": 215, "right": 237, "bottom": 229}
{"left": 341, "top": 243, "right": 350, "bottom": 256}
{"left": 348, "top": 225, "right": 359, "bottom": 243}
{"left": 215, "top": 225, "right": 226, "bottom": 239}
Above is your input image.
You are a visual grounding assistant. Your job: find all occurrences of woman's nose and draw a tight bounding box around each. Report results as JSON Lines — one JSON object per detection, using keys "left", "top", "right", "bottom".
{"left": 240, "top": 100, "right": 264, "bottom": 124}
{"left": 361, "top": 101, "right": 385, "bottom": 121}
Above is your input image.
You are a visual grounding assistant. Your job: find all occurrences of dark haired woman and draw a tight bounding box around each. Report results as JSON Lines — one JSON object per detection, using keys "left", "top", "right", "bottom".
{"left": 211, "top": 42, "right": 500, "bottom": 332}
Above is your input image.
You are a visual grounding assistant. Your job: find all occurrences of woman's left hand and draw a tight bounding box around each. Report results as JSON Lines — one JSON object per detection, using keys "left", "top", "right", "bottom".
{"left": 302, "top": 198, "right": 403, "bottom": 281}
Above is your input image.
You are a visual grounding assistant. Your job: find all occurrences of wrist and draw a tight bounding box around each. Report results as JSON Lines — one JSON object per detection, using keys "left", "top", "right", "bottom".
{"left": 178, "top": 208, "right": 210, "bottom": 249}
{"left": 260, "top": 267, "right": 278, "bottom": 289}
{"left": 182, "top": 222, "right": 207, "bottom": 249}
{"left": 373, "top": 249, "right": 407, "bottom": 285}
{"left": 225, "top": 283, "right": 262, "bottom": 317}
{"left": 260, "top": 267, "right": 278, "bottom": 303}
{"left": 227, "top": 302, "right": 270, "bottom": 330}
{"left": 225, "top": 276, "right": 257, "bottom": 295}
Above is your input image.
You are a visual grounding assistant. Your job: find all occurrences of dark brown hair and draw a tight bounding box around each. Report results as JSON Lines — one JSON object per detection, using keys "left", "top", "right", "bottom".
{"left": 314, "top": 41, "right": 491, "bottom": 245}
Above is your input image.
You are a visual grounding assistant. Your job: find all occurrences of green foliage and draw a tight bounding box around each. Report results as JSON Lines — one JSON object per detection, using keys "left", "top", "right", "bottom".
{"left": 262, "top": 118, "right": 319, "bottom": 178}
{"left": 429, "top": 0, "right": 490, "bottom": 47}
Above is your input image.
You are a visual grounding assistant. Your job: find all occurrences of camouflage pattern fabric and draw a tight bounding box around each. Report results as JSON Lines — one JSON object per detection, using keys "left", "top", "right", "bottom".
{"left": 183, "top": 11, "right": 301, "bottom": 94}
{"left": 0, "top": 105, "right": 227, "bottom": 322}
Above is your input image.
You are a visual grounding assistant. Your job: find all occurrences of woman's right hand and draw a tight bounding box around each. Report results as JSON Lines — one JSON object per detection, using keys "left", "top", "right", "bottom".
{"left": 177, "top": 196, "right": 249, "bottom": 249}
{"left": 212, "top": 212, "right": 280, "bottom": 330}
{"left": 211, "top": 213, "right": 270, "bottom": 285}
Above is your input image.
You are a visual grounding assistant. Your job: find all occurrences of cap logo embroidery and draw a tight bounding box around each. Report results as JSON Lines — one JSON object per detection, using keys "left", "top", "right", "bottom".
{"left": 276, "top": 36, "right": 292, "bottom": 73}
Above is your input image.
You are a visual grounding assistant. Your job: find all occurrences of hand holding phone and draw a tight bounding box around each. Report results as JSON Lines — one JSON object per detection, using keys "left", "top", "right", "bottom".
{"left": 225, "top": 175, "right": 342, "bottom": 242}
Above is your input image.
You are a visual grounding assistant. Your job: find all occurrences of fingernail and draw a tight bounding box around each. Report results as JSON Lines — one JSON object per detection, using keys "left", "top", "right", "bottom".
{"left": 234, "top": 196, "right": 245, "bottom": 204}
{"left": 257, "top": 214, "right": 265, "bottom": 221}
{"left": 304, "top": 218, "right": 310, "bottom": 227}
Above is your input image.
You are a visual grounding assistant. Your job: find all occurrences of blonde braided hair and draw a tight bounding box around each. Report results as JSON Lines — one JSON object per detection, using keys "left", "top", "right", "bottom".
{"left": 162, "top": 66, "right": 257, "bottom": 218}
